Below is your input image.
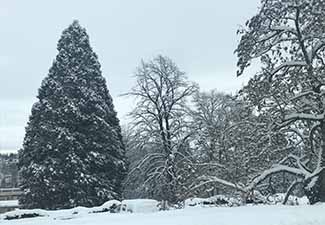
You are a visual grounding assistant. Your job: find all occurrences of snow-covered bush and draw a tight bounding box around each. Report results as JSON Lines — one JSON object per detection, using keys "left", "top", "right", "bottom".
{"left": 2, "top": 209, "right": 49, "bottom": 220}
{"left": 267, "top": 193, "right": 309, "bottom": 205}
{"left": 90, "top": 200, "right": 121, "bottom": 213}
{"left": 245, "top": 190, "right": 267, "bottom": 204}
{"left": 1, "top": 200, "right": 122, "bottom": 221}
{"left": 0, "top": 199, "right": 161, "bottom": 221}
{"left": 185, "top": 195, "right": 242, "bottom": 208}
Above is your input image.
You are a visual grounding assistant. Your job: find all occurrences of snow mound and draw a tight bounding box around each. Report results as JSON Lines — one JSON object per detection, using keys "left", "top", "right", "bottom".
{"left": 120, "top": 199, "right": 159, "bottom": 213}
{"left": 91, "top": 200, "right": 121, "bottom": 213}
{"left": 185, "top": 197, "right": 206, "bottom": 207}
{"left": 101, "top": 200, "right": 121, "bottom": 209}
{"left": 0, "top": 199, "right": 160, "bottom": 221}
{"left": 0, "top": 200, "right": 122, "bottom": 221}
{"left": 1, "top": 209, "right": 49, "bottom": 220}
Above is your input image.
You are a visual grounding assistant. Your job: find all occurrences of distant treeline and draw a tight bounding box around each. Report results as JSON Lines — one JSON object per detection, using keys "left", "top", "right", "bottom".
{"left": 0, "top": 153, "right": 19, "bottom": 188}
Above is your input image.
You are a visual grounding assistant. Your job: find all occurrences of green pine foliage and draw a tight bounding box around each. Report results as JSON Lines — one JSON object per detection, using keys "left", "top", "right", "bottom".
{"left": 18, "top": 20, "right": 127, "bottom": 209}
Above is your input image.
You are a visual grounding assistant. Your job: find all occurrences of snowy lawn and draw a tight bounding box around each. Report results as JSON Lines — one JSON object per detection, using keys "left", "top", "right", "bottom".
{"left": 1, "top": 204, "right": 325, "bottom": 225}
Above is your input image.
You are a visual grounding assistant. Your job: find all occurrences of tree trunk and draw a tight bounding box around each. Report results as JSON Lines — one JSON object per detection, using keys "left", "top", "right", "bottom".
{"left": 164, "top": 159, "right": 178, "bottom": 204}
{"left": 305, "top": 169, "right": 325, "bottom": 204}
{"left": 304, "top": 122, "right": 325, "bottom": 204}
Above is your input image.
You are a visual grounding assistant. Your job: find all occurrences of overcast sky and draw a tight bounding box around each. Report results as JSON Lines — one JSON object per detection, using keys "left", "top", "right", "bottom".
{"left": 0, "top": 0, "right": 260, "bottom": 153}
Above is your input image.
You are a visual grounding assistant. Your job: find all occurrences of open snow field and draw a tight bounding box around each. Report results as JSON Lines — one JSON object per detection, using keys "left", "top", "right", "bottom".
{"left": 1, "top": 204, "right": 325, "bottom": 225}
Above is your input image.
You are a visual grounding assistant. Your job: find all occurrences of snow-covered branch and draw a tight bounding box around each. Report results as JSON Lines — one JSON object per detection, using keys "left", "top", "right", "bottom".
{"left": 270, "top": 61, "right": 307, "bottom": 76}
{"left": 247, "top": 165, "right": 309, "bottom": 191}
{"left": 190, "top": 175, "right": 246, "bottom": 194}
{"left": 284, "top": 112, "right": 324, "bottom": 122}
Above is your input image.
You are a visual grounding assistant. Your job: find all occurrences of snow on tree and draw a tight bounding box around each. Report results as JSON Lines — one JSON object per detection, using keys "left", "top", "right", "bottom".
{"left": 187, "top": 91, "right": 290, "bottom": 199}
{"left": 236, "top": 0, "right": 325, "bottom": 204}
{"left": 125, "top": 55, "right": 197, "bottom": 203}
{"left": 18, "top": 20, "right": 127, "bottom": 209}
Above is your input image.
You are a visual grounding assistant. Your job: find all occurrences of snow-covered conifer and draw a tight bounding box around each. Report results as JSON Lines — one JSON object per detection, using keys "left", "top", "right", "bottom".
{"left": 19, "top": 20, "right": 127, "bottom": 209}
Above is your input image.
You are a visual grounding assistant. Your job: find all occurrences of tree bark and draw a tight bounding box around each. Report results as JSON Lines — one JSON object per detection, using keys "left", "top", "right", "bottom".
{"left": 304, "top": 122, "right": 325, "bottom": 204}
{"left": 304, "top": 169, "right": 325, "bottom": 204}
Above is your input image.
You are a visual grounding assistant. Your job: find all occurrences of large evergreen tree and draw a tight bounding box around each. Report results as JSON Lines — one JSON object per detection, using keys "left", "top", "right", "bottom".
{"left": 18, "top": 20, "right": 127, "bottom": 209}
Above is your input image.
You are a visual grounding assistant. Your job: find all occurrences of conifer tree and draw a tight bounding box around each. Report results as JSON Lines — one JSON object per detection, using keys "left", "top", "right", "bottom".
{"left": 18, "top": 20, "right": 127, "bottom": 209}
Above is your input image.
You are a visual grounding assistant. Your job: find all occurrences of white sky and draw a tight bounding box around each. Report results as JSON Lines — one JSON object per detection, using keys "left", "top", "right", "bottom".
{"left": 0, "top": 0, "right": 260, "bottom": 153}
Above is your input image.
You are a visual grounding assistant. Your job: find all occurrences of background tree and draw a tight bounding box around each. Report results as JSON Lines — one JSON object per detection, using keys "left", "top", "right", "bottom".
{"left": 0, "top": 153, "right": 19, "bottom": 188}
{"left": 122, "top": 125, "right": 149, "bottom": 199}
{"left": 19, "top": 20, "right": 127, "bottom": 209}
{"left": 125, "top": 55, "right": 197, "bottom": 203}
{"left": 236, "top": 0, "right": 325, "bottom": 204}
{"left": 187, "top": 91, "right": 289, "bottom": 200}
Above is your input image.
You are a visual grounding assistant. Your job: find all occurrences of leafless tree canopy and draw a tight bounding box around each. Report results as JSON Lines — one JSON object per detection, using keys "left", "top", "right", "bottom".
{"left": 125, "top": 55, "right": 197, "bottom": 202}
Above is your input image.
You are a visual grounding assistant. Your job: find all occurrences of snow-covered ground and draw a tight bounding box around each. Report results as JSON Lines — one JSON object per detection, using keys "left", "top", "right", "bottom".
{"left": 1, "top": 203, "right": 325, "bottom": 225}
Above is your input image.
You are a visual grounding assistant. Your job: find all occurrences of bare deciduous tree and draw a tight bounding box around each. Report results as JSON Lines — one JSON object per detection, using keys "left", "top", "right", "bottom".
{"left": 236, "top": 0, "right": 325, "bottom": 204}
{"left": 187, "top": 91, "right": 289, "bottom": 201}
{"left": 125, "top": 55, "right": 197, "bottom": 203}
